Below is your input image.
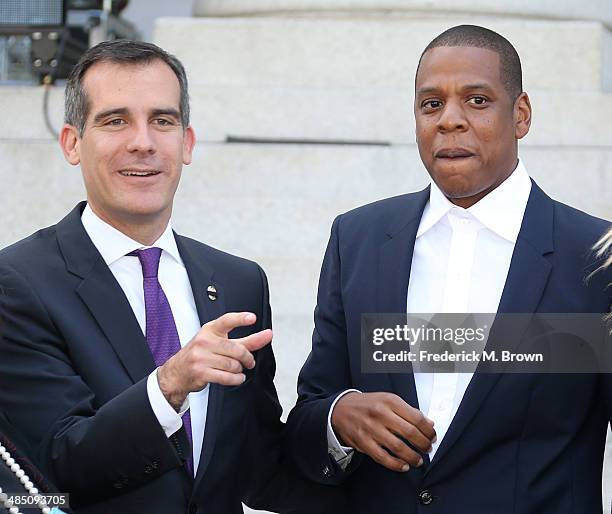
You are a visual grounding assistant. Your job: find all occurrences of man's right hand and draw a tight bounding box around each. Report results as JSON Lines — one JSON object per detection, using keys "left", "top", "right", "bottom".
{"left": 331, "top": 392, "right": 436, "bottom": 472}
{"left": 157, "top": 312, "right": 272, "bottom": 410}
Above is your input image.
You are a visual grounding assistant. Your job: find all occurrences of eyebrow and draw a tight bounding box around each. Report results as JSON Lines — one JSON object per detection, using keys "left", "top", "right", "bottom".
{"left": 416, "top": 83, "right": 495, "bottom": 96}
{"left": 92, "top": 107, "right": 129, "bottom": 125}
{"left": 151, "top": 108, "right": 181, "bottom": 121}
{"left": 91, "top": 107, "right": 182, "bottom": 125}
{"left": 416, "top": 87, "right": 440, "bottom": 96}
{"left": 461, "top": 83, "right": 494, "bottom": 93}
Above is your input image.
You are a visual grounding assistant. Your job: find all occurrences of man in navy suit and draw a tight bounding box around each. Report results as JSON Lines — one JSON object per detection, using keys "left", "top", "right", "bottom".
{"left": 0, "top": 40, "right": 342, "bottom": 514}
{"left": 286, "top": 24, "right": 612, "bottom": 513}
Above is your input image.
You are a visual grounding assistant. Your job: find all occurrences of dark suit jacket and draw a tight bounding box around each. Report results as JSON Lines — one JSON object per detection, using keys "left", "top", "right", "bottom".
{"left": 285, "top": 181, "right": 612, "bottom": 514}
{"left": 0, "top": 203, "right": 344, "bottom": 514}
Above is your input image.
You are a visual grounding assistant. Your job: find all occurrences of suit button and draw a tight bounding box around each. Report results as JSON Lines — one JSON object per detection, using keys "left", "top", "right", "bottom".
{"left": 419, "top": 490, "right": 433, "bottom": 505}
{"left": 152, "top": 460, "right": 159, "bottom": 469}
{"left": 144, "top": 465, "right": 153, "bottom": 475}
{"left": 322, "top": 465, "right": 332, "bottom": 477}
{"left": 113, "top": 482, "right": 124, "bottom": 490}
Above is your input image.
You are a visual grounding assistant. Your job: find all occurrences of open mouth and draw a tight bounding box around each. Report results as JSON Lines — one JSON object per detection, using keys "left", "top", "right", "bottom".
{"left": 119, "top": 169, "right": 161, "bottom": 177}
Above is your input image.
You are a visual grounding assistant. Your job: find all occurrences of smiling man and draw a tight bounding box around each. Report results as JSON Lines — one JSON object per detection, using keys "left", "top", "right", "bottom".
{"left": 0, "top": 40, "right": 343, "bottom": 514}
{"left": 286, "top": 25, "right": 612, "bottom": 513}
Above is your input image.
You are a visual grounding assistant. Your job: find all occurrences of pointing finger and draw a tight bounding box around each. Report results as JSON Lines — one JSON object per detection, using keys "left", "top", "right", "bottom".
{"left": 235, "top": 329, "right": 273, "bottom": 353}
{"left": 205, "top": 312, "right": 257, "bottom": 336}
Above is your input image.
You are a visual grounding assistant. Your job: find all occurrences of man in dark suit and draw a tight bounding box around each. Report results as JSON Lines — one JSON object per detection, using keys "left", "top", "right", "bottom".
{"left": 0, "top": 40, "right": 342, "bottom": 514}
{"left": 285, "top": 25, "right": 612, "bottom": 513}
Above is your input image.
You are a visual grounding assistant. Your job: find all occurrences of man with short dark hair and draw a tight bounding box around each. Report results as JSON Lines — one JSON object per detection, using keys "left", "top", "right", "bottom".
{"left": 286, "top": 25, "right": 612, "bottom": 513}
{"left": 0, "top": 39, "right": 342, "bottom": 514}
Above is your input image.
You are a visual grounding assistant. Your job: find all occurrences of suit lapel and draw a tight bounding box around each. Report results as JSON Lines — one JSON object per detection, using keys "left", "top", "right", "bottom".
{"left": 495, "top": 189, "right": 554, "bottom": 314}
{"left": 378, "top": 188, "right": 430, "bottom": 410}
{"left": 174, "top": 236, "right": 227, "bottom": 487}
{"left": 57, "top": 203, "right": 155, "bottom": 383}
{"left": 426, "top": 181, "right": 554, "bottom": 473}
{"left": 76, "top": 260, "right": 155, "bottom": 382}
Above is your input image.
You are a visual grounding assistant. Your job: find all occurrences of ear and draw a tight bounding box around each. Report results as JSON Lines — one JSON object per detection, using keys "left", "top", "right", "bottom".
{"left": 59, "top": 124, "right": 81, "bottom": 165}
{"left": 182, "top": 125, "right": 196, "bottom": 165}
{"left": 514, "top": 92, "right": 532, "bottom": 140}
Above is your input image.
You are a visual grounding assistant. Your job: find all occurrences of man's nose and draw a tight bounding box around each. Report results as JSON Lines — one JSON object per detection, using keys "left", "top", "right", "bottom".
{"left": 436, "top": 100, "right": 468, "bottom": 133}
{"left": 125, "top": 123, "right": 156, "bottom": 154}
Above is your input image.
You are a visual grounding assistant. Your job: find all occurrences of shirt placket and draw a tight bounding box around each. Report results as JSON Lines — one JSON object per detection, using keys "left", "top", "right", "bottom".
{"left": 428, "top": 210, "right": 479, "bottom": 456}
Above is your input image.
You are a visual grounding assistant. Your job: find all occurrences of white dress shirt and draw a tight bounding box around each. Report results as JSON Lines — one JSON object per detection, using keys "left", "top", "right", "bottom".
{"left": 328, "top": 160, "right": 532, "bottom": 466}
{"left": 81, "top": 205, "right": 208, "bottom": 475}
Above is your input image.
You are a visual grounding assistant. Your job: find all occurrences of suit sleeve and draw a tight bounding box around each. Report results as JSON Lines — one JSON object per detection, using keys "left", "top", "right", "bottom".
{"left": 284, "top": 216, "right": 362, "bottom": 486}
{"left": 0, "top": 263, "right": 189, "bottom": 504}
{"left": 241, "top": 264, "right": 348, "bottom": 514}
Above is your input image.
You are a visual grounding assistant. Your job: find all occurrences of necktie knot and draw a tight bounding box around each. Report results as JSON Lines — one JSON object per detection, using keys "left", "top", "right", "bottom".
{"left": 130, "top": 247, "right": 162, "bottom": 278}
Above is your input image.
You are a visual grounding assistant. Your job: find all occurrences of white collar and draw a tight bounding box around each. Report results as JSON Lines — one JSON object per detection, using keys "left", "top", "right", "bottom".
{"left": 81, "top": 204, "right": 182, "bottom": 266}
{"left": 417, "top": 159, "right": 532, "bottom": 243}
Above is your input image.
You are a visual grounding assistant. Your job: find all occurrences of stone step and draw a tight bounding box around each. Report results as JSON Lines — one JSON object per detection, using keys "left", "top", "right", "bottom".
{"left": 2, "top": 84, "right": 612, "bottom": 147}
{"left": 154, "top": 17, "right": 611, "bottom": 92}
{"left": 193, "top": 0, "right": 612, "bottom": 30}
{"left": 187, "top": 87, "right": 612, "bottom": 147}
{"left": 1, "top": 142, "right": 609, "bottom": 253}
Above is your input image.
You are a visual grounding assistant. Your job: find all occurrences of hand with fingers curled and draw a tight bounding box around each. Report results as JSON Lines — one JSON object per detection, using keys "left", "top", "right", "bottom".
{"left": 157, "top": 312, "right": 273, "bottom": 411}
{"left": 331, "top": 391, "right": 436, "bottom": 472}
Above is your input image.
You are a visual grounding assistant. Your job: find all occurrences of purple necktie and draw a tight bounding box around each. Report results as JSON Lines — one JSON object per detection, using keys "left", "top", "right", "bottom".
{"left": 130, "top": 247, "right": 193, "bottom": 474}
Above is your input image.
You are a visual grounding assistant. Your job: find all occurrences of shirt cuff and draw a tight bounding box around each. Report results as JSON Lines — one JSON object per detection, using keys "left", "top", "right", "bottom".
{"left": 327, "top": 389, "right": 361, "bottom": 470}
{"left": 147, "top": 369, "right": 190, "bottom": 437}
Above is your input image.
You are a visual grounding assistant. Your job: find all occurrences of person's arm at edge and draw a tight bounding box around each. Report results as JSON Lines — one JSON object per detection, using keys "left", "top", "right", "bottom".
{"left": 285, "top": 215, "right": 364, "bottom": 486}
{"left": 242, "top": 263, "right": 349, "bottom": 513}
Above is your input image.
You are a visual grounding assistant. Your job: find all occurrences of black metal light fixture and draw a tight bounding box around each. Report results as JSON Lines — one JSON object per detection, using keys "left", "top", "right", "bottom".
{"left": 0, "top": 0, "right": 136, "bottom": 84}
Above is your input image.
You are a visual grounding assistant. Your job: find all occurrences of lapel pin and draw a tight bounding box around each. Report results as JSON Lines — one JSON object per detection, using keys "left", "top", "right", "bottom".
{"left": 207, "top": 285, "right": 218, "bottom": 301}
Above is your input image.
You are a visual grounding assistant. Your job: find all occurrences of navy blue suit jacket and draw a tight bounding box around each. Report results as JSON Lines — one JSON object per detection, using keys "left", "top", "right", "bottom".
{"left": 0, "top": 203, "right": 344, "bottom": 514}
{"left": 286, "top": 181, "right": 612, "bottom": 514}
